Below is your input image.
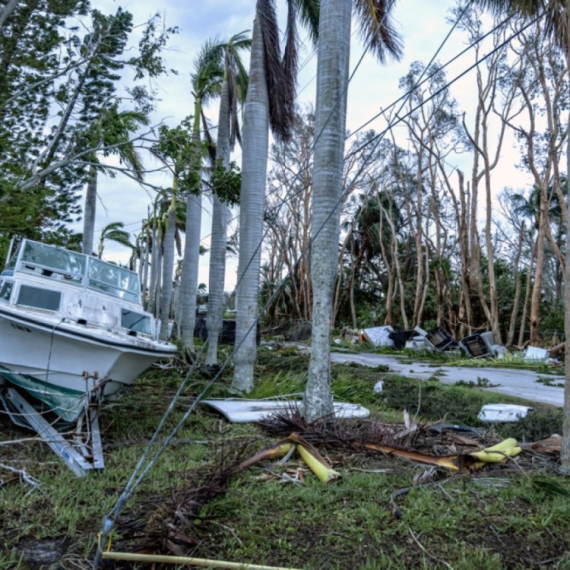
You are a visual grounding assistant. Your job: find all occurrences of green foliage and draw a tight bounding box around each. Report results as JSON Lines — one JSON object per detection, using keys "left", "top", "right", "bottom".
{"left": 210, "top": 160, "right": 241, "bottom": 205}
{"left": 153, "top": 119, "right": 206, "bottom": 195}
{"left": 0, "top": 3, "right": 174, "bottom": 247}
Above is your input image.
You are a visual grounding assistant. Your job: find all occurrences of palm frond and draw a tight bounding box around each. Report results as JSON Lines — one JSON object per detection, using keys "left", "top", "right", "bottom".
{"left": 283, "top": 0, "right": 299, "bottom": 130}
{"left": 353, "top": 0, "right": 403, "bottom": 63}
{"left": 475, "top": 0, "right": 542, "bottom": 16}
{"left": 294, "top": 0, "right": 320, "bottom": 43}
{"left": 258, "top": 0, "right": 292, "bottom": 142}
{"left": 191, "top": 38, "right": 225, "bottom": 102}
{"left": 543, "top": 0, "right": 568, "bottom": 52}
{"left": 201, "top": 109, "right": 217, "bottom": 164}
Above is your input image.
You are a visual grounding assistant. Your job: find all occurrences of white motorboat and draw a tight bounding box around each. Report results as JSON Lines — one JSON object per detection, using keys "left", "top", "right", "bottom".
{"left": 0, "top": 239, "right": 177, "bottom": 424}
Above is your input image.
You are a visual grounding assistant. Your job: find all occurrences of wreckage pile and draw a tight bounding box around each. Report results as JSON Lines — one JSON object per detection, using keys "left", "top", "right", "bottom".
{"left": 355, "top": 325, "right": 553, "bottom": 361}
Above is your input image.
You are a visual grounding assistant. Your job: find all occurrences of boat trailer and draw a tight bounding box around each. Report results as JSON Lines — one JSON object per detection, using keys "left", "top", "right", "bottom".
{"left": 0, "top": 376, "right": 105, "bottom": 477}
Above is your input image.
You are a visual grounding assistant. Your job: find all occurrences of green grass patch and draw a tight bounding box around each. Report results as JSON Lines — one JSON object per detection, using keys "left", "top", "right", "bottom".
{"left": 0, "top": 351, "right": 568, "bottom": 569}
{"left": 382, "top": 375, "right": 562, "bottom": 441}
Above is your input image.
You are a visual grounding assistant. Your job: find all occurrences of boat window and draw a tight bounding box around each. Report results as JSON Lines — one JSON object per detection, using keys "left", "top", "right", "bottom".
{"left": 0, "top": 281, "right": 13, "bottom": 302}
{"left": 88, "top": 258, "right": 140, "bottom": 303}
{"left": 20, "top": 241, "right": 85, "bottom": 283}
{"left": 17, "top": 285, "right": 61, "bottom": 311}
{"left": 121, "top": 309, "right": 152, "bottom": 335}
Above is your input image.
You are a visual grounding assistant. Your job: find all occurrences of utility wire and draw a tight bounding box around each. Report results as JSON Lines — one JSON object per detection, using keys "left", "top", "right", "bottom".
{"left": 93, "top": 3, "right": 399, "bottom": 564}
{"left": 93, "top": 7, "right": 542, "bottom": 565}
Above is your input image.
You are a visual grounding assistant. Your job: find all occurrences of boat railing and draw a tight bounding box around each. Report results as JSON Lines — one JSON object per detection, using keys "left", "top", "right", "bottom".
{"left": 9, "top": 240, "right": 142, "bottom": 305}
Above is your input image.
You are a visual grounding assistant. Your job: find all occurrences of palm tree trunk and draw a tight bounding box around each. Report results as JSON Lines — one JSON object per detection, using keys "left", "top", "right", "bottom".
{"left": 148, "top": 222, "right": 158, "bottom": 313}
{"left": 160, "top": 194, "right": 177, "bottom": 340}
{"left": 82, "top": 165, "right": 97, "bottom": 256}
{"left": 179, "top": 193, "right": 202, "bottom": 352}
{"left": 231, "top": 14, "right": 269, "bottom": 393}
{"left": 141, "top": 228, "right": 150, "bottom": 300}
{"left": 206, "top": 78, "right": 231, "bottom": 365}
{"left": 179, "top": 96, "right": 205, "bottom": 353}
{"left": 304, "top": 0, "right": 351, "bottom": 421}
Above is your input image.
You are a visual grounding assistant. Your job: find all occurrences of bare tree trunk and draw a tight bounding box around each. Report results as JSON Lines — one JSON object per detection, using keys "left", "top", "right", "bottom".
{"left": 507, "top": 222, "right": 525, "bottom": 346}
{"left": 518, "top": 243, "right": 536, "bottom": 347}
{"left": 530, "top": 199, "right": 547, "bottom": 344}
{"left": 562, "top": 0, "right": 570, "bottom": 472}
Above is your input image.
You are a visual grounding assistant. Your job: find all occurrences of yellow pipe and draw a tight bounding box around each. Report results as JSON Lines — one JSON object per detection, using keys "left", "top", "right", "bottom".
{"left": 102, "top": 551, "right": 302, "bottom": 570}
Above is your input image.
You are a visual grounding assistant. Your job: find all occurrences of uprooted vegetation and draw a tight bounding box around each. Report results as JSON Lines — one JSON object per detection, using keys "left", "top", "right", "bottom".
{"left": 1, "top": 346, "right": 570, "bottom": 569}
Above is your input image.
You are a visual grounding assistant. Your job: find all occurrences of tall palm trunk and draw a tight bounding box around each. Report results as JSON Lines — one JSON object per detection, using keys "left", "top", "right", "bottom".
{"left": 179, "top": 193, "right": 202, "bottom": 352}
{"left": 160, "top": 189, "right": 177, "bottom": 340}
{"left": 206, "top": 78, "right": 231, "bottom": 365}
{"left": 304, "top": 0, "right": 351, "bottom": 421}
{"left": 179, "top": 99, "right": 205, "bottom": 353}
{"left": 82, "top": 165, "right": 97, "bottom": 255}
{"left": 232, "top": 16, "right": 269, "bottom": 392}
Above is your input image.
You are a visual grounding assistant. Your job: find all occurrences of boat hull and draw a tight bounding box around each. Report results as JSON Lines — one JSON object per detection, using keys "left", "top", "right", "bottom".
{"left": 0, "top": 307, "right": 175, "bottom": 421}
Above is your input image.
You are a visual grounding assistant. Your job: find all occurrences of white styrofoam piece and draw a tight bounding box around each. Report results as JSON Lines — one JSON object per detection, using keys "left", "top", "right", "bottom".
{"left": 362, "top": 326, "right": 395, "bottom": 347}
{"left": 524, "top": 346, "right": 549, "bottom": 361}
{"left": 373, "top": 381, "right": 384, "bottom": 393}
{"left": 413, "top": 326, "right": 429, "bottom": 338}
{"left": 405, "top": 339, "right": 433, "bottom": 351}
{"left": 202, "top": 399, "right": 370, "bottom": 423}
{"left": 477, "top": 404, "right": 532, "bottom": 423}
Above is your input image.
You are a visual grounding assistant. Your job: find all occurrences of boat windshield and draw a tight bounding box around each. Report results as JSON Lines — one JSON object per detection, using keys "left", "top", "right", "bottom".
{"left": 9, "top": 240, "right": 142, "bottom": 305}
{"left": 88, "top": 258, "right": 140, "bottom": 303}
{"left": 19, "top": 241, "right": 85, "bottom": 283}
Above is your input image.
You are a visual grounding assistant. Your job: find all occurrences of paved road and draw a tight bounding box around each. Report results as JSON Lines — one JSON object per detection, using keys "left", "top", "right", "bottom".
{"left": 329, "top": 352, "right": 565, "bottom": 407}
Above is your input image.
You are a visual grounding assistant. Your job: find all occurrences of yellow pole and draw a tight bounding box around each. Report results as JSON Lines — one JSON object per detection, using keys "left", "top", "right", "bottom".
{"left": 102, "top": 551, "right": 302, "bottom": 570}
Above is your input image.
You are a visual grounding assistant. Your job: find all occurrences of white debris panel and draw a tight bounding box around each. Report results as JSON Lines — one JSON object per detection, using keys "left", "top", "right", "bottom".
{"left": 202, "top": 400, "right": 370, "bottom": 423}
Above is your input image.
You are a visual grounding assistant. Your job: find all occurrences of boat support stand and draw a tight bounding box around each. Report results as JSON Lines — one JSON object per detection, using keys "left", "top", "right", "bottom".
{"left": 0, "top": 383, "right": 105, "bottom": 477}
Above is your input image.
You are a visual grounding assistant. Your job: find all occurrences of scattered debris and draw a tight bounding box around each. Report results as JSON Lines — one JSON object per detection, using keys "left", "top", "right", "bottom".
{"left": 477, "top": 404, "right": 533, "bottom": 423}
{"left": 373, "top": 380, "right": 384, "bottom": 393}
{"left": 426, "top": 327, "right": 456, "bottom": 351}
{"left": 201, "top": 399, "right": 370, "bottom": 423}
{"left": 361, "top": 326, "right": 395, "bottom": 347}
{"left": 524, "top": 346, "right": 549, "bottom": 361}
{"left": 530, "top": 434, "right": 562, "bottom": 455}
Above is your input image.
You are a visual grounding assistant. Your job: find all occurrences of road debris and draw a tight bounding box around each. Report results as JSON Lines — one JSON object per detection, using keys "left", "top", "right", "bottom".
{"left": 477, "top": 404, "right": 532, "bottom": 423}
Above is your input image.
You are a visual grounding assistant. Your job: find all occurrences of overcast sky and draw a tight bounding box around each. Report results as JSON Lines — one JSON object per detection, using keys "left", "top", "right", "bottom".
{"left": 85, "top": 0, "right": 531, "bottom": 289}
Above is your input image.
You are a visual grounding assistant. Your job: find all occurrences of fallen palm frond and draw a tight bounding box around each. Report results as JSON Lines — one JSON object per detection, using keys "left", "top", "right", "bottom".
{"left": 469, "top": 438, "right": 521, "bottom": 464}
{"left": 287, "top": 433, "right": 341, "bottom": 483}
{"left": 360, "top": 443, "right": 461, "bottom": 471}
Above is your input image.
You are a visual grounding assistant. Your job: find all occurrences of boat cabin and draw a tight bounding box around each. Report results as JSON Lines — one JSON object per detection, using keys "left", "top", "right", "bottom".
{"left": 0, "top": 239, "right": 154, "bottom": 338}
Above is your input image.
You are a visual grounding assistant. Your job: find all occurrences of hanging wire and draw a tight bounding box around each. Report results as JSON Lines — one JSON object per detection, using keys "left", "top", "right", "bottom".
{"left": 93, "top": 6, "right": 544, "bottom": 566}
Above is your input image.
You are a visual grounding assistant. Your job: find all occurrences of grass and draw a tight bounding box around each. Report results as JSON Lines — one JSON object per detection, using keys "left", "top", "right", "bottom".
{"left": 1, "top": 346, "right": 569, "bottom": 569}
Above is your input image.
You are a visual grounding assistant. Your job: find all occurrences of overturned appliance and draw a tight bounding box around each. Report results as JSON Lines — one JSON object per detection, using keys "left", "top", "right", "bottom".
{"left": 459, "top": 331, "right": 507, "bottom": 359}
{"left": 426, "top": 326, "right": 457, "bottom": 351}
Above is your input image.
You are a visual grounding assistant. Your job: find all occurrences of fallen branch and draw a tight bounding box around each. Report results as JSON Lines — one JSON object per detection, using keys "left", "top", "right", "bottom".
{"left": 0, "top": 463, "right": 40, "bottom": 492}
{"left": 408, "top": 528, "right": 454, "bottom": 570}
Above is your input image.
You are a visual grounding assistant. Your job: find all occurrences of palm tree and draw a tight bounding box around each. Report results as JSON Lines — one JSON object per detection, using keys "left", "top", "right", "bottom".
{"left": 304, "top": 0, "right": 401, "bottom": 421}
{"left": 473, "top": 0, "right": 570, "bottom": 470}
{"left": 206, "top": 33, "right": 250, "bottom": 366}
{"left": 82, "top": 108, "right": 148, "bottom": 256}
{"left": 178, "top": 39, "right": 225, "bottom": 354}
{"left": 232, "top": 0, "right": 320, "bottom": 393}
{"left": 97, "top": 221, "right": 134, "bottom": 259}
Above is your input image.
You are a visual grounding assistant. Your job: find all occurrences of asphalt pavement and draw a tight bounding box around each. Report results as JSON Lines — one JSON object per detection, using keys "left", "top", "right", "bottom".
{"left": 329, "top": 351, "right": 565, "bottom": 407}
